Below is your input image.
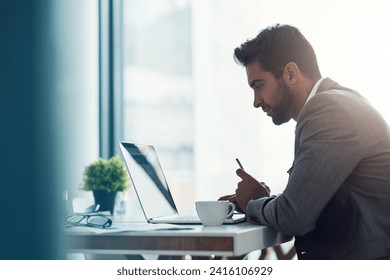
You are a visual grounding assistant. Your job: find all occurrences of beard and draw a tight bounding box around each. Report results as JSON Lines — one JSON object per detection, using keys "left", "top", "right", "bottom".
{"left": 271, "top": 79, "right": 294, "bottom": 125}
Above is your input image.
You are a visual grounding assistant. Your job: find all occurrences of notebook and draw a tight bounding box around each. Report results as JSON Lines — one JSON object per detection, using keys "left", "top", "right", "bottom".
{"left": 118, "top": 141, "right": 245, "bottom": 224}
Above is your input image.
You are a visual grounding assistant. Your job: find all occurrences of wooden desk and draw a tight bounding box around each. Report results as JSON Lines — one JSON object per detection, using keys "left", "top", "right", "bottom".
{"left": 65, "top": 222, "right": 291, "bottom": 258}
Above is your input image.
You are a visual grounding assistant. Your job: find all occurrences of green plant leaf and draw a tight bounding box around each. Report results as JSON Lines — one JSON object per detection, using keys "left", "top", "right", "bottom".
{"left": 82, "top": 155, "right": 130, "bottom": 193}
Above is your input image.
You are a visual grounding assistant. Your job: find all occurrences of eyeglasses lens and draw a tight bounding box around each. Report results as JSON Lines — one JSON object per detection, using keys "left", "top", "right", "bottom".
{"left": 87, "top": 215, "right": 112, "bottom": 228}
{"left": 66, "top": 215, "right": 85, "bottom": 224}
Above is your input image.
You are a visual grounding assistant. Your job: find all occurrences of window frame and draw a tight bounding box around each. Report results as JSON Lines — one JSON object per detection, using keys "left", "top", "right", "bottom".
{"left": 99, "top": 0, "right": 123, "bottom": 159}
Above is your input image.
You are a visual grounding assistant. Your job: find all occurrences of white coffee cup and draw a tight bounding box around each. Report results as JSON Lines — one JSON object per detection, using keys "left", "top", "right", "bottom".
{"left": 195, "top": 200, "right": 235, "bottom": 226}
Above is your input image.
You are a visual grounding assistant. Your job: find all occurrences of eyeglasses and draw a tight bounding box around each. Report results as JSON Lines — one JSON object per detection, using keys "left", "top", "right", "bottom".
{"left": 65, "top": 214, "right": 112, "bottom": 228}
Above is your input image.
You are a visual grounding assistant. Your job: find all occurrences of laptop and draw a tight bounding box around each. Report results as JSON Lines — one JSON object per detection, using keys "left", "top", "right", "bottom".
{"left": 118, "top": 141, "right": 245, "bottom": 224}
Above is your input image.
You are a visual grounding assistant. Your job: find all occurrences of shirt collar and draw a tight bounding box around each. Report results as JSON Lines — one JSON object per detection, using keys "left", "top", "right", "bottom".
{"left": 304, "top": 77, "right": 325, "bottom": 106}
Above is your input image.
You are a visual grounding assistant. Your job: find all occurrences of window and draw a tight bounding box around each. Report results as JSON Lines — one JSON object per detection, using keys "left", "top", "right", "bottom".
{"left": 122, "top": 0, "right": 194, "bottom": 210}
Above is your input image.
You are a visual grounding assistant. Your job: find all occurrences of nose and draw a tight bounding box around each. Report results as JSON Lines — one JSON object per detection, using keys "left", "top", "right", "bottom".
{"left": 253, "top": 101, "right": 261, "bottom": 108}
{"left": 253, "top": 93, "right": 262, "bottom": 108}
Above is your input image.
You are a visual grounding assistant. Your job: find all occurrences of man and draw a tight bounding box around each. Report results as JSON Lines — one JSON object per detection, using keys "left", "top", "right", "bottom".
{"left": 221, "top": 24, "right": 390, "bottom": 259}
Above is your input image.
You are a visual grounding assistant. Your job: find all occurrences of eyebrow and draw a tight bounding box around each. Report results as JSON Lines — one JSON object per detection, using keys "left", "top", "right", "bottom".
{"left": 249, "top": 79, "right": 264, "bottom": 88}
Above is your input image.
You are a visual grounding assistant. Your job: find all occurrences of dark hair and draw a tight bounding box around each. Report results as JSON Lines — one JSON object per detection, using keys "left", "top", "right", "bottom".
{"left": 234, "top": 24, "right": 321, "bottom": 80}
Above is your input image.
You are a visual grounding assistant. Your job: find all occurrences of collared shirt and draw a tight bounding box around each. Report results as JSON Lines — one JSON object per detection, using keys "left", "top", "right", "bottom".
{"left": 304, "top": 77, "right": 325, "bottom": 107}
{"left": 294, "top": 77, "right": 325, "bottom": 133}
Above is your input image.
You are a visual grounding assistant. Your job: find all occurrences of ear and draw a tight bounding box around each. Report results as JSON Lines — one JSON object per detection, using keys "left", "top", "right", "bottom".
{"left": 282, "top": 62, "right": 300, "bottom": 85}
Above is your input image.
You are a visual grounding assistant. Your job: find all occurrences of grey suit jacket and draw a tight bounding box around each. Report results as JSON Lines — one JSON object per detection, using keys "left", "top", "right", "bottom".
{"left": 247, "top": 78, "right": 390, "bottom": 259}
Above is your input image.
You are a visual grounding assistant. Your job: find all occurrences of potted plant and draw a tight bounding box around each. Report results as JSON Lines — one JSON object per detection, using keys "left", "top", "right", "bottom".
{"left": 82, "top": 155, "right": 130, "bottom": 213}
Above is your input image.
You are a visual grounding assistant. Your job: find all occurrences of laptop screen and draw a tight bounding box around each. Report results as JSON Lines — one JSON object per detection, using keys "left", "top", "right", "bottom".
{"left": 118, "top": 142, "right": 178, "bottom": 219}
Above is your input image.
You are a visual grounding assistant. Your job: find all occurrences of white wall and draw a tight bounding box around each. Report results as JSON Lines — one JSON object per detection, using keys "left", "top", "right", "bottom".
{"left": 192, "top": 0, "right": 390, "bottom": 200}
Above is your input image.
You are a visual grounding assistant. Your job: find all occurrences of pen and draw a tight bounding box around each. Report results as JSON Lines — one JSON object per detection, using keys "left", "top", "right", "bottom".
{"left": 236, "top": 158, "right": 244, "bottom": 170}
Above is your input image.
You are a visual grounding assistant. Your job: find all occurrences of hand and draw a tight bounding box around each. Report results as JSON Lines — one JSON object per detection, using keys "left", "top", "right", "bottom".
{"left": 218, "top": 194, "right": 244, "bottom": 213}
{"left": 235, "top": 169, "right": 270, "bottom": 213}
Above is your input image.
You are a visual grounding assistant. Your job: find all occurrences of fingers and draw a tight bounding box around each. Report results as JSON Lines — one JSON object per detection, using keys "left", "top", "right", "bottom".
{"left": 236, "top": 169, "right": 271, "bottom": 195}
{"left": 218, "top": 194, "right": 235, "bottom": 202}
{"left": 229, "top": 196, "right": 243, "bottom": 213}
{"left": 218, "top": 194, "right": 244, "bottom": 213}
{"left": 220, "top": 170, "right": 271, "bottom": 214}
{"left": 236, "top": 168, "right": 252, "bottom": 179}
